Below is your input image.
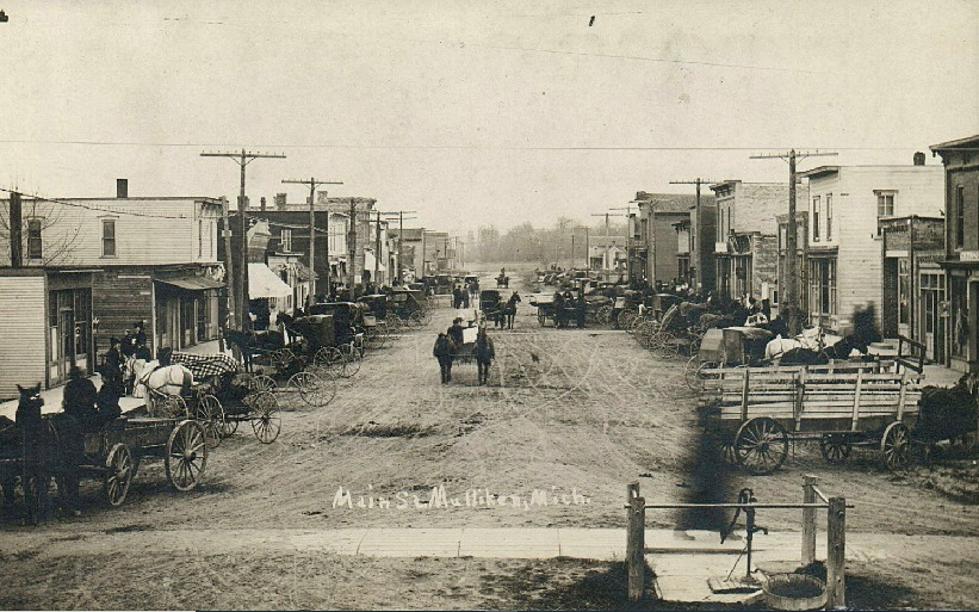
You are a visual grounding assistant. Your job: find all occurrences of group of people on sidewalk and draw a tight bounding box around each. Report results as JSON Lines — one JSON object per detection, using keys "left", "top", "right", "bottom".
{"left": 433, "top": 317, "right": 496, "bottom": 385}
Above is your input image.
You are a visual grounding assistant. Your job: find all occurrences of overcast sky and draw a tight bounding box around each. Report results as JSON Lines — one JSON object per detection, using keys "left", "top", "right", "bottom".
{"left": 1, "top": 0, "right": 976, "bottom": 233}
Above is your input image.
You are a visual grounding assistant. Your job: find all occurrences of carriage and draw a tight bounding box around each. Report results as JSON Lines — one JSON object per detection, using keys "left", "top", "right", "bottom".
{"left": 479, "top": 289, "right": 503, "bottom": 318}
{"left": 450, "top": 324, "right": 480, "bottom": 365}
{"left": 385, "top": 289, "right": 431, "bottom": 328}
{"left": 529, "top": 294, "right": 556, "bottom": 327}
{"left": 1, "top": 390, "right": 208, "bottom": 511}
{"left": 356, "top": 294, "right": 392, "bottom": 349}
{"left": 307, "top": 302, "right": 368, "bottom": 374}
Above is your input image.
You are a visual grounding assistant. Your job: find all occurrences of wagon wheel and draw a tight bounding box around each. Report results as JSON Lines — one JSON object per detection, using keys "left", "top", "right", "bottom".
{"left": 596, "top": 305, "right": 611, "bottom": 326}
{"left": 165, "top": 420, "right": 207, "bottom": 492}
{"left": 340, "top": 348, "right": 361, "bottom": 378}
{"left": 880, "top": 422, "right": 912, "bottom": 471}
{"left": 103, "top": 442, "right": 135, "bottom": 507}
{"left": 270, "top": 348, "right": 296, "bottom": 372}
{"left": 538, "top": 312, "right": 547, "bottom": 326}
{"left": 157, "top": 394, "right": 189, "bottom": 419}
{"left": 387, "top": 314, "right": 404, "bottom": 331}
{"left": 734, "top": 417, "right": 789, "bottom": 475}
{"left": 246, "top": 374, "right": 277, "bottom": 393}
{"left": 619, "top": 311, "right": 637, "bottom": 331}
{"left": 819, "top": 433, "right": 851, "bottom": 465}
{"left": 352, "top": 335, "right": 366, "bottom": 360}
{"left": 219, "top": 415, "right": 239, "bottom": 437}
{"left": 684, "top": 356, "right": 703, "bottom": 391}
{"left": 196, "top": 394, "right": 225, "bottom": 449}
{"left": 315, "top": 346, "right": 345, "bottom": 378}
{"left": 250, "top": 391, "right": 281, "bottom": 444}
{"left": 289, "top": 370, "right": 336, "bottom": 408}
{"left": 408, "top": 311, "right": 426, "bottom": 328}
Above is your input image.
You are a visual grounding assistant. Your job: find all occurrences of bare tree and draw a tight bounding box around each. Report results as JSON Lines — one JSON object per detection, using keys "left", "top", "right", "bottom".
{"left": 0, "top": 189, "right": 82, "bottom": 266}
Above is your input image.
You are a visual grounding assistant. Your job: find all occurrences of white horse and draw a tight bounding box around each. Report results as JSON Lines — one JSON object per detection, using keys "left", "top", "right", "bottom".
{"left": 134, "top": 361, "right": 194, "bottom": 405}
{"left": 764, "top": 327, "right": 824, "bottom": 362}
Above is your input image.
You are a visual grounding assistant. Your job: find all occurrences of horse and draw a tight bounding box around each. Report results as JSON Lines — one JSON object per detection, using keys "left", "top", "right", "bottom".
{"left": 502, "top": 292, "right": 521, "bottom": 330}
{"left": 223, "top": 328, "right": 257, "bottom": 371}
{"left": 134, "top": 361, "right": 194, "bottom": 416}
{"left": 3, "top": 384, "right": 50, "bottom": 521}
{"left": 764, "top": 327, "right": 824, "bottom": 362}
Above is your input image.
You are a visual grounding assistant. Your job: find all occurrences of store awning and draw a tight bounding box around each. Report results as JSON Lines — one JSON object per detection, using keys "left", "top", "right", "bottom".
{"left": 156, "top": 274, "right": 225, "bottom": 291}
{"left": 248, "top": 263, "right": 292, "bottom": 299}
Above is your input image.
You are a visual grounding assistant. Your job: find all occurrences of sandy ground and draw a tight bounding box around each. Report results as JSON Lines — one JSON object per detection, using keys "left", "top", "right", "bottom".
{"left": 3, "top": 263, "right": 979, "bottom": 609}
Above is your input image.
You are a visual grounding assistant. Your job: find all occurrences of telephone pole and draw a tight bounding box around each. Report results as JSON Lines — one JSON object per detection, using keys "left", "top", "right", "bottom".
{"left": 670, "top": 178, "right": 718, "bottom": 290}
{"left": 201, "top": 149, "right": 286, "bottom": 331}
{"left": 281, "top": 177, "right": 342, "bottom": 306}
{"left": 380, "top": 210, "right": 418, "bottom": 283}
{"left": 374, "top": 210, "right": 382, "bottom": 286}
{"left": 750, "top": 149, "right": 837, "bottom": 334}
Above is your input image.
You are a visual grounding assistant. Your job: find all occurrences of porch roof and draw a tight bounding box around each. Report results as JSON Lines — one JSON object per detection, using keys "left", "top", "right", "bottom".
{"left": 155, "top": 274, "right": 224, "bottom": 291}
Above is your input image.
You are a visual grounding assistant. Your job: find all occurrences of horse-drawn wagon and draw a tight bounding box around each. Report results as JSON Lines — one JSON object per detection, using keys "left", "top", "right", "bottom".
{"left": 699, "top": 362, "right": 931, "bottom": 474}
{"left": 529, "top": 293, "right": 555, "bottom": 327}
{"left": 1, "top": 385, "right": 208, "bottom": 511}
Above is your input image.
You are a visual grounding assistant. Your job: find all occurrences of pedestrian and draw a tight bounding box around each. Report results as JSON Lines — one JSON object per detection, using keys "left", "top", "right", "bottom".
{"left": 61, "top": 365, "right": 98, "bottom": 516}
{"left": 452, "top": 286, "right": 460, "bottom": 309}
{"left": 553, "top": 291, "right": 565, "bottom": 328}
{"left": 133, "top": 321, "right": 147, "bottom": 352}
{"left": 474, "top": 326, "right": 495, "bottom": 385}
{"left": 576, "top": 287, "right": 587, "bottom": 329}
{"left": 433, "top": 333, "right": 454, "bottom": 384}
{"left": 462, "top": 287, "right": 470, "bottom": 309}
{"left": 101, "top": 337, "right": 124, "bottom": 395}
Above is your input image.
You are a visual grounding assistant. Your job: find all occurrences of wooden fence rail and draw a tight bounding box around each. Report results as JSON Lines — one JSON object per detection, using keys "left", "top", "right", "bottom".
{"left": 625, "top": 476, "right": 847, "bottom": 609}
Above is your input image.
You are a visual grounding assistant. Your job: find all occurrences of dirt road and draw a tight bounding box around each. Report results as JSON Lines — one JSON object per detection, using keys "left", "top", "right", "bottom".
{"left": 3, "top": 263, "right": 979, "bottom": 609}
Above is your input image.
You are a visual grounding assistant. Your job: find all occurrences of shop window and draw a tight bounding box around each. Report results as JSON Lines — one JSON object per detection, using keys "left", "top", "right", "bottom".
{"left": 898, "top": 258, "right": 910, "bottom": 325}
{"left": 810, "top": 258, "right": 837, "bottom": 316}
{"left": 812, "top": 196, "right": 820, "bottom": 242}
{"left": 826, "top": 194, "right": 832, "bottom": 239}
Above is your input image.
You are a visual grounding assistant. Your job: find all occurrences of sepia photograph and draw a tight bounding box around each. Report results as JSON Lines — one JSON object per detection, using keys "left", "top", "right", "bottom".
{"left": 0, "top": 1, "right": 977, "bottom": 609}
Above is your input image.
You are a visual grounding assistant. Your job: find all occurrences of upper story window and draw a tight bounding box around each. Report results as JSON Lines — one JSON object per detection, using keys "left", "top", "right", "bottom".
{"left": 27, "top": 219, "right": 42, "bottom": 260}
{"left": 825, "top": 194, "right": 832, "bottom": 239}
{"left": 281, "top": 228, "right": 292, "bottom": 251}
{"left": 102, "top": 219, "right": 117, "bottom": 257}
{"left": 812, "top": 196, "right": 821, "bottom": 242}
{"left": 876, "top": 191, "right": 896, "bottom": 218}
{"left": 197, "top": 219, "right": 203, "bottom": 258}
{"left": 956, "top": 185, "right": 965, "bottom": 249}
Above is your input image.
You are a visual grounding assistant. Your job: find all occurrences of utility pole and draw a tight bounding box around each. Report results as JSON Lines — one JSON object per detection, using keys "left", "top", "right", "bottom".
{"left": 347, "top": 198, "right": 358, "bottom": 297}
{"left": 374, "top": 210, "right": 381, "bottom": 286}
{"left": 750, "top": 150, "right": 837, "bottom": 334}
{"left": 670, "top": 178, "right": 718, "bottom": 290}
{"left": 281, "top": 177, "right": 343, "bottom": 306}
{"left": 201, "top": 149, "right": 286, "bottom": 331}
{"left": 612, "top": 202, "right": 640, "bottom": 284}
{"left": 379, "top": 210, "right": 418, "bottom": 284}
{"left": 218, "top": 196, "right": 232, "bottom": 349}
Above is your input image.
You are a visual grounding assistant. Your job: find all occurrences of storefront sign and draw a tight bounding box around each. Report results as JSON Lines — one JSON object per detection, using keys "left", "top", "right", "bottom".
{"left": 960, "top": 251, "right": 979, "bottom": 262}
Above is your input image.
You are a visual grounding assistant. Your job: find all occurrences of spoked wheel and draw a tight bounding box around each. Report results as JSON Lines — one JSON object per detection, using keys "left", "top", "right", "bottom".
{"left": 734, "top": 417, "right": 789, "bottom": 475}
{"left": 219, "top": 416, "right": 239, "bottom": 437}
{"left": 250, "top": 391, "right": 281, "bottom": 444}
{"left": 246, "top": 374, "right": 277, "bottom": 393}
{"left": 340, "top": 348, "right": 361, "bottom": 378}
{"left": 289, "top": 370, "right": 336, "bottom": 408}
{"left": 270, "top": 348, "right": 296, "bottom": 372}
{"left": 819, "top": 433, "right": 852, "bottom": 465}
{"left": 196, "top": 394, "right": 225, "bottom": 449}
{"left": 160, "top": 394, "right": 189, "bottom": 419}
{"left": 684, "top": 356, "right": 704, "bottom": 391}
{"left": 315, "top": 346, "right": 345, "bottom": 378}
{"left": 165, "top": 420, "right": 207, "bottom": 492}
{"left": 408, "top": 311, "right": 426, "bottom": 328}
{"left": 596, "top": 305, "right": 612, "bottom": 327}
{"left": 880, "top": 421, "right": 912, "bottom": 471}
{"left": 103, "top": 442, "right": 136, "bottom": 507}
{"left": 619, "top": 311, "right": 637, "bottom": 331}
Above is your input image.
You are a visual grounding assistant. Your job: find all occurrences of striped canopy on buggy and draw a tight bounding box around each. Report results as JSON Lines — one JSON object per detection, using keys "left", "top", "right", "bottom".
{"left": 171, "top": 351, "right": 240, "bottom": 379}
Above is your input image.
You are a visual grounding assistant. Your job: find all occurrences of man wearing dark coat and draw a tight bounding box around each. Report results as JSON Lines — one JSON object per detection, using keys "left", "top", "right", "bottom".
{"left": 447, "top": 317, "right": 465, "bottom": 347}
{"left": 433, "top": 333, "right": 454, "bottom": 384}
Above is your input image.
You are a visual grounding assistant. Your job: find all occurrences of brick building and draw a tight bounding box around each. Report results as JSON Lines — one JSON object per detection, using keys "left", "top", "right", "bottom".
{"left": 932, "top": 135, "right": 979, "bottom": 372}
{"left": 631, "top": 192, "right": 703, "bottom": 287}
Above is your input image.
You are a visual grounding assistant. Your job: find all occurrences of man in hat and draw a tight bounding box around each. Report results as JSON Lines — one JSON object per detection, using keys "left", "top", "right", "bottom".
{"left": 61, "top": 365, "right": 97, "bottom": 515}
{"left": 102, "top": 337, "right": 124, "bottom": 395}
{"left": 447, "top": 317, "right": 465, "bottom": 348}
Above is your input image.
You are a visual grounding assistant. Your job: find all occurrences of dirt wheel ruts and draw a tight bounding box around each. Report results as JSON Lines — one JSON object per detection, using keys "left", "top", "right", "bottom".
{"left": 103, "top": 442, "right": 136, "bottom": 506}
{"left": 734, "top": 417, "right": 789, "bottom": 475}
{"left": 250, "top": 391, "right": 281, "bottom": 444}
{"left": 165, "top": 420, "right": 207, "bottom": 492}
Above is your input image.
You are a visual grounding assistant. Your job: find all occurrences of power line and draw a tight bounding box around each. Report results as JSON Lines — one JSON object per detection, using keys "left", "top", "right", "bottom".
{"left": 0, "top": 186, "right": 195, "bottom": 219}
{"left": 0, "top": 139, "right": 933, "bottom": 151}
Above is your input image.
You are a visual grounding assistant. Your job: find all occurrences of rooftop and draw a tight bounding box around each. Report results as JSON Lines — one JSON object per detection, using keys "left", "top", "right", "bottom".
{"left": 930, "top": 134, "right": 979, "bottom": 151}
{"left": 634, "top": 192, "right": 710, "bottom": 213}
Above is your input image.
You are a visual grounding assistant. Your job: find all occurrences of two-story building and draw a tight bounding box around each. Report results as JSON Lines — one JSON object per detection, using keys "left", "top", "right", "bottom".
{"left": 0, "top": 181, "right": 225, "bottom": 398}
{"left": 711, "top": 181, "right": 799, "bottom": 304}
{"left": 633, "top": 192, "right": 702, "bottom": 288}
{"left": 688, "top": 197, "right": 718, "bottom": 293}
{"left": 799, "top": 159, "right": 943, "bottom": 335}
{"left": 932, "top": 135, "right": 979, "bottom": 372}
{"left": 587, "top": 235, "right": 627, "bottom": 279}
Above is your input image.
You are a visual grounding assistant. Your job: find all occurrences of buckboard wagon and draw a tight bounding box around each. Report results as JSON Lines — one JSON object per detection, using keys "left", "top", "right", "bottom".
{"left": 1, "top": 414, "right": 207, "bottom": 510}
{"left": 451, "top": 325, "right": 480, "bottom": 365}
{"left": 529, "top": 294, "right": 555, "bottom": 326}
{"left": 700, "top": 364, "right": 925, "bottom": 474}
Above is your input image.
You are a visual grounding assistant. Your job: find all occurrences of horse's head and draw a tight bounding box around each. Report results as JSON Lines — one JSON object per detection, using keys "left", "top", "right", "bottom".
{"left": 16, "top": 383, "right": 43, "bottom": 412}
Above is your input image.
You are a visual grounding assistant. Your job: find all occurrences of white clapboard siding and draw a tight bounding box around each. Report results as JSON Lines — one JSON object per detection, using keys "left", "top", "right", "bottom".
{"left": 0, "top": 276, "right": 47, "bottom": 400}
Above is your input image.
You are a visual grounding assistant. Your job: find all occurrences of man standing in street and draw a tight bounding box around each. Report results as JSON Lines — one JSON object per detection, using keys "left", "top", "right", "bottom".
{"left": 433, "top": 333, "right": 454, "bottom": 384}
{"left": 474, "top": 326, "right": 495, "bottom": 385}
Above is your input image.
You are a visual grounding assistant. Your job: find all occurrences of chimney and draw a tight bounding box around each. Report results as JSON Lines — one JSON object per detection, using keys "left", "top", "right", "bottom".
{"left": 9, "top": 191, "right": 22, "bottom": 267}
{"left": 116, "top": 178, "right": 128, "bottom": 198}
{"left": 260, "top": 196, "right": 267, "bottom": 211}
{"left": 913, "top": 151, "right": 926, "bottom": 166}
{"left": 274, "top": 193, "right": 287, "bottom": 210}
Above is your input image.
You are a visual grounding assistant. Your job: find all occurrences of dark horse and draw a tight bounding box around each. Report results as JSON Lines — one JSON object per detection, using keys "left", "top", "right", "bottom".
{"left": 502, "top": 292, "right": 521, "bottom": 330}
{"left": 2, "top": 384, "right": 51, "bottom": 522}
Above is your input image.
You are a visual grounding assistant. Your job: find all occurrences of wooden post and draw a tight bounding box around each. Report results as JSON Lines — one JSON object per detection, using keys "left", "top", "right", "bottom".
{"left": 801, "top": 475, "right": 817, "bottom": 565}
{"left": 849, "top": 371, "right": 863, "bottom": 432}
{"left": 626, "top": 482, "right": 646, "bottom": 602}
{"left": 826, "top": 496, "right": 846, "bottom": 609}
{"left": 740, "top": 368, "right": 750, "bottom": 422}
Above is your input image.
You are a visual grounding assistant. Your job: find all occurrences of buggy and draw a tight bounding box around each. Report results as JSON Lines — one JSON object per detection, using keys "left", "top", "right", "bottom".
{"left": 479, "top": 289, "right": 504, "bottom": 321}
{"left": 529, "top": 293, "right": 556, "bottom": 327}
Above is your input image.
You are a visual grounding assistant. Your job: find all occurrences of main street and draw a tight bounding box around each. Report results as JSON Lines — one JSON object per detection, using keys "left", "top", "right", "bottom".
{"left": 3, "top": 264, "right": 979, "bottom": 609}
